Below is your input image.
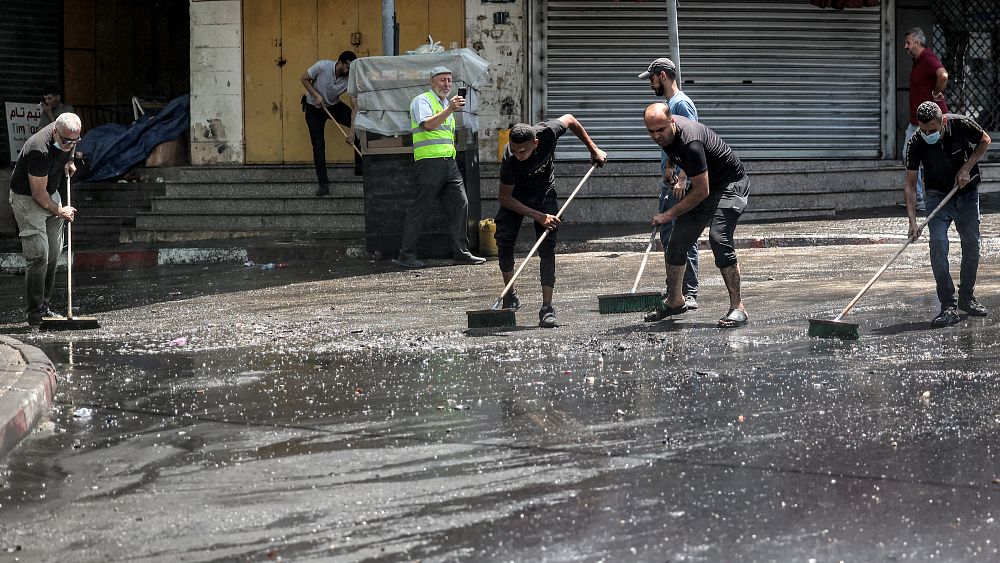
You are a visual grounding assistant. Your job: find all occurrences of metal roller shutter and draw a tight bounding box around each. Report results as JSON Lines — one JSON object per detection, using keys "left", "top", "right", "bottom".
{"left": 0, "top": 0, "right": 63, "bottom": 162}
{"left": 542, "top": 0, "right": 882, "bottom": 160}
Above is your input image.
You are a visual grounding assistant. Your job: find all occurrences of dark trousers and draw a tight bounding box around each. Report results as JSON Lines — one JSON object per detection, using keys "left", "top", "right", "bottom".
{"left": 303, "top": 101, "right": 361, "bottom": 185}
{"left": 398, "top": 158, "right": 471, "bottom": 259}
{"left": 667, "top": 177, "right": 749, "bottom": 270}
{"left": 925, "top": 188, "right": 980, "bottom": 307}
{"left": 658, "top": 179, "right": 699, "bottom": 298}
{"left": 495, "top": 197, "right": 558, "bottom": 287}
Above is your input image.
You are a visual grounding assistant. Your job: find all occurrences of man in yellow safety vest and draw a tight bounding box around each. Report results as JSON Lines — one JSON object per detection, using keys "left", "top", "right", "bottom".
{"left": 394, "top": 66, "right": 486, "bottom": 269}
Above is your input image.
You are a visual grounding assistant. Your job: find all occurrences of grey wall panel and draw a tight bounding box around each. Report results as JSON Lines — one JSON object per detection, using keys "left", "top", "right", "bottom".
{"left": 541, "top": 0, "right": 883, "bottom": 160}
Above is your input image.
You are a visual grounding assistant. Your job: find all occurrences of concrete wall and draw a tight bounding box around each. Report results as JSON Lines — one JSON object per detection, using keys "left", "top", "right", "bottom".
{"left": 465, "top": 1, "right": 525, "bottom": 162}
{"left": 189, "top": 0, "right": 243, "bottom": 165}
{"left": 0, "top": 169, "right": 15, "bottom": 236}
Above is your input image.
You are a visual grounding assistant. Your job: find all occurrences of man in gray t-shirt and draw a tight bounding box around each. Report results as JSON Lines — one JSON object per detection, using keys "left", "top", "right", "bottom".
{"left": 300, "top": 50, "right": 358, "bottom": 195}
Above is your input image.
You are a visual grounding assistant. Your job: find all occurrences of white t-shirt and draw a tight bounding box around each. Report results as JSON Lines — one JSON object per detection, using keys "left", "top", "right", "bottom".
{"left": 306, "top": 60, "right": 348, "bottom": 107}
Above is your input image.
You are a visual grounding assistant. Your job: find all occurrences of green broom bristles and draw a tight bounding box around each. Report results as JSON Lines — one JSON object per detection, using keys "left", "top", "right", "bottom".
{"left": 467, "top": 309, "right": 516, "bottom": 328}
{"left": 597, "top": 291, "right": 663, "bottom": 314}
{"left": 807, "top": 318, "right": 860, "bottom": 340}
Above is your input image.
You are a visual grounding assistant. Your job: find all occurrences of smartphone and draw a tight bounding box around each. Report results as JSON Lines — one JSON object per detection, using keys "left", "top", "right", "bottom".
{"left": 457, "top": 87, "right": 467, "bottom": 98}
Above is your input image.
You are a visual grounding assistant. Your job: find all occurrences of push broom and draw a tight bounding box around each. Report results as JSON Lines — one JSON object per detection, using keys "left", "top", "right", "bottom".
{"left": 41, "top": 173, "right": 100, "bottom": 331}
{"left": 321, "top": 105, "right": 364, "bottom": 159}
{"left": 467, "top": 164, "right": 598, "bottom": 329}
{"left": 808, "top": 182, "right": 962, "bottom": 340}
{"left": 597, "top": 226, "right": 664, "bottom": 314}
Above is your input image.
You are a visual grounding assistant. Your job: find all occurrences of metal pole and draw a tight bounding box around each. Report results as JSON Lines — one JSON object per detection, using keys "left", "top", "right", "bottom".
{"left": 382, "top": 0, "right": 395, "bottom": 56}
{"left": 667, "top": 0, "right": 682, "bottom": 84}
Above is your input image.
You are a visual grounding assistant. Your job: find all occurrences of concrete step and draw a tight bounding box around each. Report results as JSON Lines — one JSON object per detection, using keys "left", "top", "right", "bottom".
{"left": 742, "top": 207, "right": 837, "bottom": 222}
{"left": 151, "top": 198, "right": 363, "bottom": 214}
{"left": 163, "top": 182, "right": 362, "bottom": 198}
{"left": 146, "top": 165, "right": 361, "bottom": 184}
{"left": 134, "top": 213, "right": 365, "bottom": 232}
{"left": 119, "top": 229, "right": 366, "bottom": 244}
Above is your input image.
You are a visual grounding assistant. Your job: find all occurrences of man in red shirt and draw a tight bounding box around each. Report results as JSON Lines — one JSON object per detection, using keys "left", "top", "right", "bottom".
{"left": 900, "top": 27, "right": 949, "bottom": 211}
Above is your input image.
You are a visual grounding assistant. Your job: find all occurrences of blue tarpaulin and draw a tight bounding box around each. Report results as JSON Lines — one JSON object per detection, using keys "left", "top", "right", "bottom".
{"left": 77, "top": 94, "right": 189, "bottom": 182}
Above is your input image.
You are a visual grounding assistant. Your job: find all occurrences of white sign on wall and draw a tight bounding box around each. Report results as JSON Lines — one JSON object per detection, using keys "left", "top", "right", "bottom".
{"left": 5, "top": 102, "right": 43, "bottom": 162}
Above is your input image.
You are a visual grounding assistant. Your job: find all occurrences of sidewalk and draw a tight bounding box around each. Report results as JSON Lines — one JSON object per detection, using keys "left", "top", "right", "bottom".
{"left": 2, "top": 198, "right": 999, "bottom": 273}
{"left": 0, "top": 336, "right": 57, "bottom": 460}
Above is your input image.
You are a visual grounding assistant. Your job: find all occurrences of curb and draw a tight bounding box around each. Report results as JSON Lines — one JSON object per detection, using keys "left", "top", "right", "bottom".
{"left": 0, "top": 233, "right": 982, "bottom": 274}
{"left": 0, "top": 336, "right": 57, "bottom": 460}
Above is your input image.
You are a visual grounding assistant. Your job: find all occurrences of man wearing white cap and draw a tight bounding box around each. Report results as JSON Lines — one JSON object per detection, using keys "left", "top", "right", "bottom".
{"left": 395, "top": 66, "right": 485, "bottom": 269}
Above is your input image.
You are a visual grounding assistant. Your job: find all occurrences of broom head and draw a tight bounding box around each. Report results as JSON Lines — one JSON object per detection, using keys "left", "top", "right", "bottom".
{"left": 597, "top": 291, "right": 663, "bottom": 314}
{"left": 40, "top": 315, "right": 101, "bottom": 331}
{"left": 467, "top": 308, "right": 516, "bottom": 329}
{"left": 808, "top": 318, "right": 859, "bottom": 340}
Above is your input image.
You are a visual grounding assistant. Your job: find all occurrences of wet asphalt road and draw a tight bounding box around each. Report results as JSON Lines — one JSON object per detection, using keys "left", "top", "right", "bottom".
{"left": 1, "top": 242, "right": 1000, "bottom": 562}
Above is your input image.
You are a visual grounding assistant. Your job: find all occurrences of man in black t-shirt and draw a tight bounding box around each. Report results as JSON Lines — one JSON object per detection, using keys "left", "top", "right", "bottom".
{"left": 903, "top": 101, "right": 992, "bottom": 327}
{"left": 642, "top": 103, "right": 751, "bottom": 328}
{"left": 9, "top": 113, "right": 81, "bottom": 326}
{"left": 496, "top": 115, "right": 606, "bottom": 328}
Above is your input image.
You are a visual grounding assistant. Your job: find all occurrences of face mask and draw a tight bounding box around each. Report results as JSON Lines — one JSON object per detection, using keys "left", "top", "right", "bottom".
{"left": 920, "top": 130, "right": 941, "bottom": 144}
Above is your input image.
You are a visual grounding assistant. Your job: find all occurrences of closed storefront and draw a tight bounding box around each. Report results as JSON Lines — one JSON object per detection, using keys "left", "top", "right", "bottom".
{"left": 243, "top": 0, "right": 465, "bottom": 164}
{"left": 0, "top": 0, "right": 62, "bottom": 162}
{"left": 535, "top": 0, "right": 884, "bottom": 160}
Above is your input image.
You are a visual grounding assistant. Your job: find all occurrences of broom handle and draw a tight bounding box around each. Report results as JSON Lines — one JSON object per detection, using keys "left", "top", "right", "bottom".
{"left": 494, "top": 165, "right": 598, "bottom": 305}
{"left": 629, "top": 226, "right": 659, "bottom": 293}
{"left": 65, "top": 173, "right": 74, "bottom": 320}
{"left": 834, "top": 182, "right": 961, "bottom": 321}
{"left": 321, "top": 105, "right": 364, "bottom": 158}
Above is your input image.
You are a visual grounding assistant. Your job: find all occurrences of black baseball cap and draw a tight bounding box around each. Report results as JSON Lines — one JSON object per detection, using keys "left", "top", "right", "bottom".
{"left": 638, "top": 57, "right": 677, "bottom": 80}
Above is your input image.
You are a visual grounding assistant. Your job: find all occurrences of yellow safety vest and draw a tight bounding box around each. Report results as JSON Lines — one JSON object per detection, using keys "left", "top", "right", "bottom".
{"left": 411, "top": 92, "right": 456, "bottom": 161}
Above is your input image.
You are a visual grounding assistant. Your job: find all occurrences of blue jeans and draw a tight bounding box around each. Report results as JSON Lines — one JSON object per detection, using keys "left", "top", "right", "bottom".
{"left": 905, "top": 123, "right": 925, "bottom": 202}
{"left": 925, "top": 188, "right": 980, "bottom": 308}
{"left": 658, "top": 179, "right": 699, "bottom": 298}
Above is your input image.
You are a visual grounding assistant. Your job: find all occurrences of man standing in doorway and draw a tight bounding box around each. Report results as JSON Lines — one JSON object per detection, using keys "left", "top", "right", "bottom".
{"left": 495, "top": 117, "right": 606, "bottom": 328}
{"left": 302, "top": 50, "right": 360, "bottom": 196}
{"left": 638, "top": 57, "right": 701, "bottom": 321}
{"left": 9, "top": 113, "right": 81, "bottom": 326}
{"left": 903, "top": 101, "right": 990, "bottom": 327}
{"left": 899, "top": 27, "right": 949, "bottom": 212}
{"left": 643, "top": 103, "right": 751, "bottom": 328}
{"left": 38, "top": 86, "right": 75, "bottom": 129}
{"left": 394, "top": 66, "right": 485, "bottom": 269}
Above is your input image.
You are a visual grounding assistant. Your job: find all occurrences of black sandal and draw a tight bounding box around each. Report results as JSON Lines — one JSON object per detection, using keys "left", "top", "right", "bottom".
{"left": 718, "top": 308, "right": 748, "bottom": 328}
{"left": 644, "top": 302, "right": 688, "bottom": 322}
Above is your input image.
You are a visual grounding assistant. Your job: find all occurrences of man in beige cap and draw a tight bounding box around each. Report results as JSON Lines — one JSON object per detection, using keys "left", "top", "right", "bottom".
{"left": 395, "top": 66, "right": 485, "bottom": 269}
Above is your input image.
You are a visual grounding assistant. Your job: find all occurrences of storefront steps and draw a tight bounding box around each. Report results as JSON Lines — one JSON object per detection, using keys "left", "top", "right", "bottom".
{"left": 64, "top": 181, "right": 166, "bottom": 245}
{"left": 121, "top": 166, "right": 364, "bottom": 243}
{"left": 106, "top": 160, "right": 1000, "bottom": 245}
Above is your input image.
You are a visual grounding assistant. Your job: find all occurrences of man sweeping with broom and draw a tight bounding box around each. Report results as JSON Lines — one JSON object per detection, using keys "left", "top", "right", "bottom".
{"left": 9, "top": 113, "right": 81, "bottom": 327}
{"left": 903, "top": 101, "right": 991, "bottom": 327}
{"left": 643, "top": 103, "right": 750, "bottom": 328}
{"left": 495, "top": 116, "right": 606, "bottom": 328}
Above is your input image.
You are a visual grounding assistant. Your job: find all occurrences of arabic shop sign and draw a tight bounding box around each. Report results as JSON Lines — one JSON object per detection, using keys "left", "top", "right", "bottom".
{"left": 5, "top": 102, "right": 43, "bottom": 162}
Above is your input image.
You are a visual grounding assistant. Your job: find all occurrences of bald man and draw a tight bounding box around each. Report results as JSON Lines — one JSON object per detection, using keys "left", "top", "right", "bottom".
{"left": 643, "top": 103, "right": 751, "bottom": 328}
{"left": 9, "top": 112, "right": 81, "bottom": 326}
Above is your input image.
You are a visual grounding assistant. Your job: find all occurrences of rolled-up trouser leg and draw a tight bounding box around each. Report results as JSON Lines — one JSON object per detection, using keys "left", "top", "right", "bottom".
{"left": 708, "top": 206, "right": 742, "bottom": 269}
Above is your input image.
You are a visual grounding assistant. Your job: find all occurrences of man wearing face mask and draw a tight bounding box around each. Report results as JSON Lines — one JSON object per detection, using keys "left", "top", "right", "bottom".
{"left": 904, "top": 101, "right": 991, "bottom": 327}
{"left": 9, "top": 113, "right": 81, "bottom": 326}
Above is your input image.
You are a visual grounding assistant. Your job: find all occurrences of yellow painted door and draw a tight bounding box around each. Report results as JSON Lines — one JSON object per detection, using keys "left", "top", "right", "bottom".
{"left": 243, "top": 0, "right": 283, "bottom": 163}
{"left": 243, "top": 0, "right": 463, "bottom": 164}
